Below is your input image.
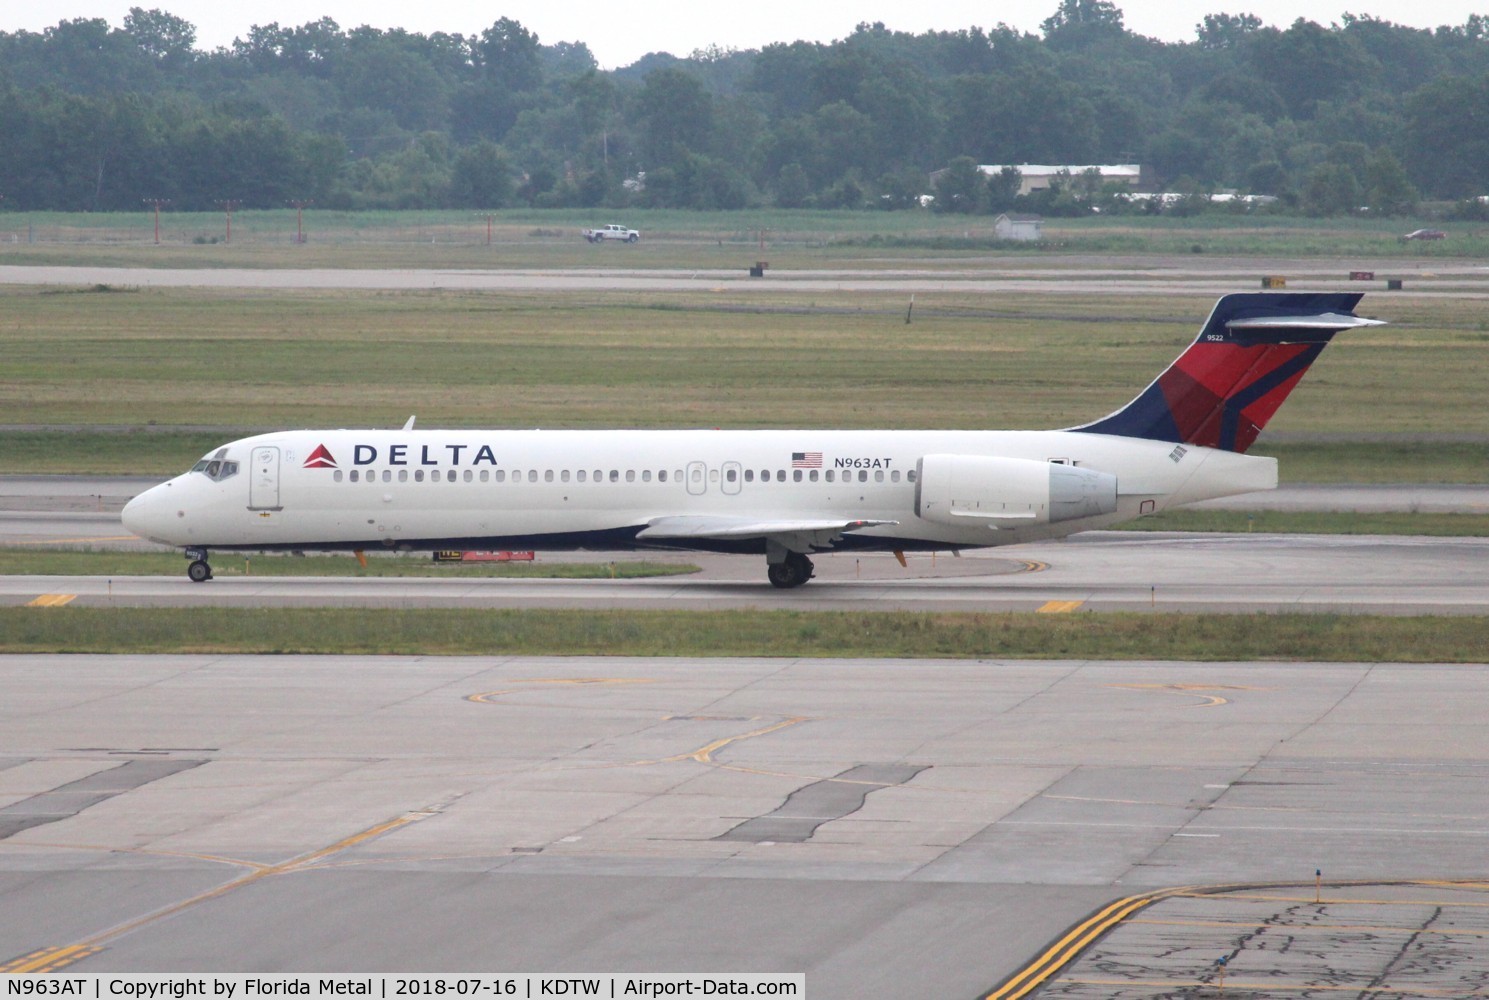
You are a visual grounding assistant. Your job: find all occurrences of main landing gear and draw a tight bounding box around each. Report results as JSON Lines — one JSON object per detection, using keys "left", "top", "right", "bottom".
{"left": 185, "top": 548, "right": 213, "bottom": 583}
{"left": 766, "top": 551, "right": 814, "bottom": 589}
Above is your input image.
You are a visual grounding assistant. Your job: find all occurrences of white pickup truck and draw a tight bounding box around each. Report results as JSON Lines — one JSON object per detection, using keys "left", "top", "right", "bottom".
{"left": 583, "top": 224, "right": 640, "bottom": 243}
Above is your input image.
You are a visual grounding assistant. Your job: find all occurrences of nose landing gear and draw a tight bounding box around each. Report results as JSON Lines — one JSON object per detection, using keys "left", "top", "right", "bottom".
{"left": 185, "top": 548, "right": 213, "bottom": 582}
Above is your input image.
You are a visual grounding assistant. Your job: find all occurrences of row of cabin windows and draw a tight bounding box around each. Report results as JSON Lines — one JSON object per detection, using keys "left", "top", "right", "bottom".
{"left": 329, "top": 467, "right": 915, "bottom": 485}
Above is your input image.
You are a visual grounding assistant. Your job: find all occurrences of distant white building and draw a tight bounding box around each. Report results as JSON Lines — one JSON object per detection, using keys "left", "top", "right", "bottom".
{"left": 980, "top": 164, "right": 1152, "bottom": 196}
{"left": 994, "top": 213, "right": 1043, "bottom": 241}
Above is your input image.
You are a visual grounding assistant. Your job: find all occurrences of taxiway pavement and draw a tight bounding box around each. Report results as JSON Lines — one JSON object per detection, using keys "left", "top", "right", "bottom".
{"left": 2, "top": 655, "right": 1487, "bottom": 997}
{"left": 6, "top": 260, "right": 1489, "bottom": 299}
{"left": 4, "top": 476, "right": 1487, "bottom": 615}
{"left": 4, "top": 531, "right": 1487, "bottom": 615}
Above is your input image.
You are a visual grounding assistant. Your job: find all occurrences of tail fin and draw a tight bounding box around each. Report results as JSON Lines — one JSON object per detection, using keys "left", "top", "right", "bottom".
{"left": 1073, "top": 292, "right": 1383, "bottom": 453}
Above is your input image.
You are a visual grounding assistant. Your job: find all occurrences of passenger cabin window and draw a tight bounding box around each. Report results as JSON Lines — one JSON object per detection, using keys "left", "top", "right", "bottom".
{"left": 658, "top": 470, "right": 668, "bottom": 483}
{"left": 808, "top": 470, "right": 819, "bottom": 482}
{"left": 528, "top": 470, "right": 538, "bottom": 483}
{"left": 577, "top": 470, "right": 586, "bottom": 482}
{"left": 431, "top": 470, "right": 440, "bottom": 482}
{"left": 793, "top": 470, "right": 802, "bottom": 482}
{"left": 744, "top": 470, "right": 754, "bottom": 483}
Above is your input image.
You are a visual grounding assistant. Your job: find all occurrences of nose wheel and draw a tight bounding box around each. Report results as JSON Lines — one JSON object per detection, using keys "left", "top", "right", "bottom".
{"left": 185, "top": 549, "right": 213, "bottom": 583}
{"left": 767, "top": 552, "right": 814, "bottom": 589}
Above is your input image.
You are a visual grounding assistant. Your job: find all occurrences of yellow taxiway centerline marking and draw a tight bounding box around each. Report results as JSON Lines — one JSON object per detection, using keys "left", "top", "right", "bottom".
{"left": 1059, "top": 978, "right": 1487, "bottom": 995}
{"left": 983, "top": 879, "right": 1489, "bottom": 999}
{"left": 983, "top": 887, "right": 1191, "bottom": 999}
{"left": 1, "top": 944, "right": 104, "bottom": 974}
{"left": 0, "top": 812, "right": 430, "bottom": 973}
{"left": 677, "top": 717, "right": 807, "bottom": 765}
{"left": 1108, "top": 683, "right": 1264, "bottom": 708}
{"left": 26, "top": 594, "right": 76, "bottom": 607}
{"left": 1036, "top": 600, "right": 1084, "bottom": 613}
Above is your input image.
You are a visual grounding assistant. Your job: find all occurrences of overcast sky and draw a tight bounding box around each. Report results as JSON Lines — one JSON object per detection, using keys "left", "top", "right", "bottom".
{"left": 0, "top": 0, "right": 1482, "bottom": 68}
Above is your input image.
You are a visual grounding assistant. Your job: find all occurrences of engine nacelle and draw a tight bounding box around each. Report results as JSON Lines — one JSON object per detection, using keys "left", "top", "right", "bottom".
{"left": 915, "top": 454, "right": 1118, "bottom": 527}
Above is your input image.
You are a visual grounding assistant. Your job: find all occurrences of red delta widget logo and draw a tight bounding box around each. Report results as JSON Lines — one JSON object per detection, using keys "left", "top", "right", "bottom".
{"left": 303, "top": 444, "right": 338, "bottom": 469}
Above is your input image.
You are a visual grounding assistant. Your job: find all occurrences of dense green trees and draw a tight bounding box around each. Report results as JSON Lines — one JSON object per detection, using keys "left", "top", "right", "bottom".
{"left": 2, "top": 6, "right": 1489, "bottom": 214}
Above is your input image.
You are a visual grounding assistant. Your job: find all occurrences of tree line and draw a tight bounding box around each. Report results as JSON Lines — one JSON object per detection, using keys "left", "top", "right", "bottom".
{"left": 4, "top": 0, "right": 1489, "bottom": 215}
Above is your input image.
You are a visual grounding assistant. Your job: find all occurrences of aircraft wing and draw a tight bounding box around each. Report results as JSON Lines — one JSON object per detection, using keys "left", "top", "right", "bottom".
{"left": 636, "top": 515, "right": 897, "bottom": 551}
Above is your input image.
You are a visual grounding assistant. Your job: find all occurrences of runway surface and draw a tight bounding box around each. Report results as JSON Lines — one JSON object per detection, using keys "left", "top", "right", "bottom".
{"left": 4, "top": 259, "right": 1489, "bottom": 298}
{"left": 4, "top": 475, "right": 1488, "bottom": 614}
{"left": 5, "top": 532, "right": 1489, "bottom": 615}
{"left": 2, "top": 654, "right": 1487, "bottom": 997}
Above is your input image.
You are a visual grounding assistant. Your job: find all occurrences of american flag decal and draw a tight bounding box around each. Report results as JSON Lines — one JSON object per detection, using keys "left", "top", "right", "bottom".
{"left": 791, "top": 451, "right": 823, "bottom": 468}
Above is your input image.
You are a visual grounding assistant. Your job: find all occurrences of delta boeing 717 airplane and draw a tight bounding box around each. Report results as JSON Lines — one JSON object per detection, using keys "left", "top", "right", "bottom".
{"left": 121, "top": 292, "right": 1381, "bottom": 588}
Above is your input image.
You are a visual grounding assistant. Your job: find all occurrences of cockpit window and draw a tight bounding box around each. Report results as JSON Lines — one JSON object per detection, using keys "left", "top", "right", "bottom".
{"left": 191, "top": 456, "right": 240, "bottom": 482}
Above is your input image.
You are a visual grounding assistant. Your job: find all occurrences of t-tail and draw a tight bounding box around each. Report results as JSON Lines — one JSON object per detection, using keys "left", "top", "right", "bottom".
{"left": 1075, "top": 292, "right": 1383, "bottom": 453}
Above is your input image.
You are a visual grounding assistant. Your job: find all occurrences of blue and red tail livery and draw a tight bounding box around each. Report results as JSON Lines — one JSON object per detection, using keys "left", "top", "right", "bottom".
{"left": 1075, "top": 292, "right": 1382, "bottom": 453}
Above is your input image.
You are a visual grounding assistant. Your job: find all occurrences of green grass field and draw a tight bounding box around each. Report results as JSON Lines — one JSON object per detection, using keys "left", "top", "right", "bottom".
{"left": 4, "top": 607, "right": 1486, "bottom": 661}
{"left": 0, "top": 208, "right": 1481, "bottom": 267}
{"left": 3, "top": 285, "right": 1484, "bottom": 480}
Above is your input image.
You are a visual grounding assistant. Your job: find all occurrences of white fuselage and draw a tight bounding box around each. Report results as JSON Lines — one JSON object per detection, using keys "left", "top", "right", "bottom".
{"left": 121, "top": 427, "right": 1276, "bottom": 555}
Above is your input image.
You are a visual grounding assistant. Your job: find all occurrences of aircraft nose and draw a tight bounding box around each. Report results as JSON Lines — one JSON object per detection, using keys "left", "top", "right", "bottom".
{"left": 121, "top": 482, "right": 181, "bottom": 545}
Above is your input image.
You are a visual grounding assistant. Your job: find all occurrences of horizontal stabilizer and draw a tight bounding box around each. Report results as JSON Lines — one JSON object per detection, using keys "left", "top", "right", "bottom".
{"left": 1228, "top": 312, "right": 1384, "bottom": 333}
